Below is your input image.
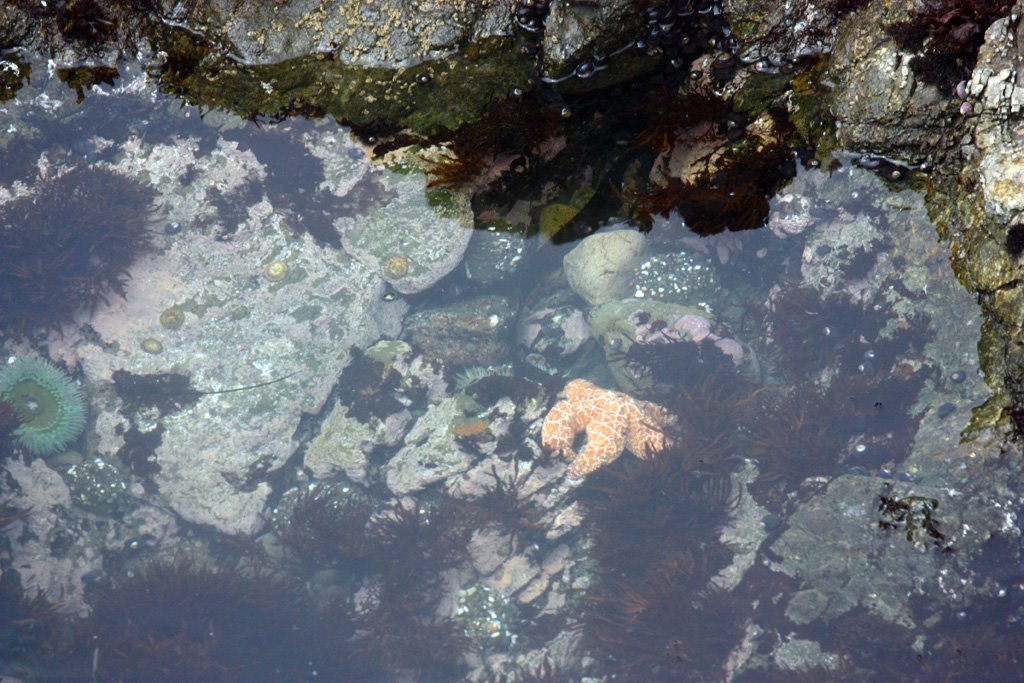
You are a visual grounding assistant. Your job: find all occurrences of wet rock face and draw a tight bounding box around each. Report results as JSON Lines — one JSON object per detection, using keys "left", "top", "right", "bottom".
{"left": 970, "top": 15, "right": 1024, "bottom": 221}
{"left": 940, "top": 7, "right": 1024, "bottom": 426}
{"left": 0, "top": 5, "right": 32, "bottom": 50}
{"left": 192, "top": 0, "right": 509, "bottom": 68}
{"left": 189, "top": 0, "right": 647, "bottom": 77}
{"left": 541, "top": 0, "right": 640, "bottom": 76}
{"left": 825, "top": 2, "right": 948, "bottom": 156}
{"left": 724, "top": 0, "right": 834, "bottom": 58}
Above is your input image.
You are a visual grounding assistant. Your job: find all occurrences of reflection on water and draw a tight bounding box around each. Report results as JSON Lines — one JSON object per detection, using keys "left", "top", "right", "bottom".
{"left": 0, "top": 47, "right": 1016, "bottom": 683}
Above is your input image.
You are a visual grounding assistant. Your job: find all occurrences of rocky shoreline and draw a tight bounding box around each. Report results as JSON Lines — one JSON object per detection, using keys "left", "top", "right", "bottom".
{"left": 3, "top": 1, "right": 1024, "bottom": 680}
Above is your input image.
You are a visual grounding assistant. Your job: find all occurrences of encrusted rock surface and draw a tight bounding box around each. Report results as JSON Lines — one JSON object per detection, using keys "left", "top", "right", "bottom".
{"left": 189, "top": 0, "right": 510, "bottom": 68}
{"left": 337, "top": 156, "right": 474, "bottom": 294}
{"left": 384, "top": 397, "right": 474, "bottom": 495}
{"left": 826, "top": 1, "right": 948, "bottom": 156}
{"left": 54, "top": 133, "right": 406, "bottom": 535}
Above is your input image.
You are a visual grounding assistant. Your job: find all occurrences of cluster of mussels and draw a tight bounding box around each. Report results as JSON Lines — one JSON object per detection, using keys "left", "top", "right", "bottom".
{"left": 512, "top": 0, "right": 737, "bottom": 86}
{"left": 512, "top": 0, "right": 550, "bottom": 34}
{"left": 635, "top": 0, "right": 738, "bottom": 58}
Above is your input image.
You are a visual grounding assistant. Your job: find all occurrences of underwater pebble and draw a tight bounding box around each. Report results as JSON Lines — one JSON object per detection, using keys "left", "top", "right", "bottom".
{"left": 936, "top": 402, "right": 956, "bottom": 419}
{"left": 81, "top": 569, "right": 105, "bottom": 585}
{"left": 763, "top": 514, "right": 783, "bottom": 532}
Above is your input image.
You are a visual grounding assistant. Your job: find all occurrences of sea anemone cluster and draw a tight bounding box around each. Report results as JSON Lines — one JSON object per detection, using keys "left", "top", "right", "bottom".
{"left": 0, "top": 356, "right": 86, "bottom": 457}
{"left": 0, "top": 166, "right": 157, "bottom": 338}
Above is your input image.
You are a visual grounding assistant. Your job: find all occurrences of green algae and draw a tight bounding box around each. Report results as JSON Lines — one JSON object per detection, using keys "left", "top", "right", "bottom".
{"left": 732, "top": 71, "right": 793, "bottom": 114}
{"left": 789, "top": 58, "right": 837, "bottom": 159}
{"left": 153, "top": 27, "right": 532, "bottom": 136}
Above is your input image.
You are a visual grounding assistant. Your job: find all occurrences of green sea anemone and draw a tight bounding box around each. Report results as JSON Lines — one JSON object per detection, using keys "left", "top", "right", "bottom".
{"left": 0, "top": 357, "right": 86, "bottom": 456}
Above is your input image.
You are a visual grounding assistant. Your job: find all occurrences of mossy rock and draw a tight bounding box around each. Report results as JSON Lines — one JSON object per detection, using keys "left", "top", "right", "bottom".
{"left": 152, "top": 26, "right": 533, "bottom": 136}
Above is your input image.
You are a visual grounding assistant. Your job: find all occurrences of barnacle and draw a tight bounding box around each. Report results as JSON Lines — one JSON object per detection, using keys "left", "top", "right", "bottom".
{"left": 382, "top": 255, "right": 410, "bottom": 279}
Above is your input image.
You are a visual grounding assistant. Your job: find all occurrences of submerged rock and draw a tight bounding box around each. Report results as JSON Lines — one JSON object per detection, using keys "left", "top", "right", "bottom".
{"left": 517, "top": 292, "right": 592, "bottom": 378}
{"left": 384, "top": 397, "right": 473, "bottom": 495}
{"left": 303, "top": 402, "right": 378, "bottom": 484}
{"left": 589, "top": 298, "right": 746, "bottom": 395}
{"left": 404, "top": 294, "right": 515, "bottom": 367}
{"left": 51, "top": 130, "right": 406, "bottom": 536}
{"left": 338, "top": 156, "right": 474, "bottom": 294}
{"left": 563, "top": 228, "right": 648, "bottom": 307}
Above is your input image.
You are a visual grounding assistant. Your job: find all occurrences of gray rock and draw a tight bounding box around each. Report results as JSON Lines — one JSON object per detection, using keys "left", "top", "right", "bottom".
{"left": 772, "top": 638, "right": 842, "bottom": 673}
{"left": 826, "top": 2, "right": 947, "bottom": 154}
{"left": 771, "top": 475, "right": 925, "bottom": 626}
{"left": 542, "top": 1, "right": 639, "bottom": 77}
{"left": 303, "top": 402, "right": 377, "bottom": 483}
{"left": 364, "top": 339, "right": 450, "bottom": 405}
{"left": 970, "top": 15, "right": 1024, "bottom": 220}
{"left": 517, "top": 296, "right": 592, "bottom": 377}
{"left": 469, "top": 525, "right": 515, "bottom": 576}
{"left": 724, "top": 0, "right": 849, "bottom": 63}
{"left": 385, "top": 397, "right": 473, "bottom": 495}
{"left": 60, "top": 131, "right": 405, "bottom": 536}
{"left": 800, "top": 210, "right": 883, "bottom": 295}
{"left": 4, "top": 459, "right": 101, "bottom": 615}
{"left": 0, "top": 5, "right": 32, "bottom": 52}
{"left": 563, "top": 228, "right": 648, "bottom": 307}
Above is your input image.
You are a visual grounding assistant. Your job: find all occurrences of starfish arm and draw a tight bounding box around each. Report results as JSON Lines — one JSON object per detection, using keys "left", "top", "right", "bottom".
{"left": 626, "top": 404, "right": 669, "bottom": 457}
{"left": 626, "top": 425, "right": 667, "bottom": 458}
{"left": 542, "top": 399, "right": 577, "bottom": 460}
{"left": 568, "top": 419, "right": 627, "bottom": 478}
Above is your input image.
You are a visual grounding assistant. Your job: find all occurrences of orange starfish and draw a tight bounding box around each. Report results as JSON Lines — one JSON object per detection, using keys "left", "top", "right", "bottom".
{"left": 541, "top": 379, "right": 674, "bottom": 478}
